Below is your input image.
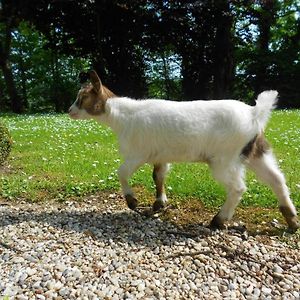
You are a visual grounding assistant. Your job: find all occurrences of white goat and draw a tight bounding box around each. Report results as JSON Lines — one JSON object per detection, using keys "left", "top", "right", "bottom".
{"left": 69, "top": 70, "right": 299, "bottom": 231}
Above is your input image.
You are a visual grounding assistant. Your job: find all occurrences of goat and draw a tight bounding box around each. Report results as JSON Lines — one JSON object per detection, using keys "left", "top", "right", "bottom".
{"left": 69, "top": 70, "right": 299, "bottom": 231}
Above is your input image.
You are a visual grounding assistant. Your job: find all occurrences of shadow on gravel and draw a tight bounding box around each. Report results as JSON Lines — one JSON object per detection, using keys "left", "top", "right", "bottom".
{"left": 1, "top": 196, "right": 295, "bottom": 248}
{"left": 0, "top": 204, "right": 218, "bottom": 248}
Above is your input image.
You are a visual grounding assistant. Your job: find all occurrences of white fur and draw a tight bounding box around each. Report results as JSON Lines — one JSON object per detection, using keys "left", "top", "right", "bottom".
{"left": 99, "top": 95, "right": 271, "bottom": 164}
{"left": 70, "top": 90, "right": 298, "bottom": 225}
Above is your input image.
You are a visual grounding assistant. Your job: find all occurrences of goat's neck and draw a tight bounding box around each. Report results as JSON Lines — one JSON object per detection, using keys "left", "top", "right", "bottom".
{"left": 94, "top": 97, "right": 131, "bottom": 134}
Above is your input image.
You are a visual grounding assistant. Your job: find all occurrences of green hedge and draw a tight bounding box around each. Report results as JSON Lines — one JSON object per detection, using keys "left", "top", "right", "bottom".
{"left": 0, "top": 122, "right": 12, "bottom": 165}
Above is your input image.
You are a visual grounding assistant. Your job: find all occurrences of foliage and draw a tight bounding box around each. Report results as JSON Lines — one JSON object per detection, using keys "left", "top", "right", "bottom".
{"left": 0, "top": 121, "right": 12, "bottom": 166}
{"left": 0, "top": 112, "right": 299, "bottom": 210}
{"left": 1, "top": 0, "right": 300, "bottom": 110}
{"left": 234, "top": 0, "right": 300, "bottom": 107}
{"left": 145, "top": 50, "right": 182, "bottom": 100}
{"left": 9, "top": 22, "right": 90, "bottom": 112}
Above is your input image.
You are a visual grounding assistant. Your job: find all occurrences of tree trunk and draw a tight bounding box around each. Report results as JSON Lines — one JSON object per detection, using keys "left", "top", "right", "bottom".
{"left": 17, "top": 49, "right": 28, "bottom": 109}
{"left": 212, "top": 1, "right": 234, "bottom": 99}
{"left": 161, "top": 53, "right": 171, "bottom": 99}
{"left": 50, "top": 50, "right": 61, "bottom": 112}
{"left": 0, "top": 20, "right": 23, "bottom": 113}
{"left": 0, "top": 59, "right": 23, "bottom": 113}
{"left": 254, "top": 0, "right": 277, "bottom": 94}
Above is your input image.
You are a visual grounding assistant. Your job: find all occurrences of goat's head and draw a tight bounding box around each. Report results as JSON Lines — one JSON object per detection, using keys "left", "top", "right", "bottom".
{"left": 69, "top": 70, "right": 115, "bottom": 120}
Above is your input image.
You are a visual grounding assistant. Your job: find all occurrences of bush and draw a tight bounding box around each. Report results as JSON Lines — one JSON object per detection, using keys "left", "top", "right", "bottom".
{"left": 0, "top": 122, "right": 12, "bottom": 165}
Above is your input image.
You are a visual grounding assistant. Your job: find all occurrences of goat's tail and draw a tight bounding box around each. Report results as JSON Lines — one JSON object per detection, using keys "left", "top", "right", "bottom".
{"left": 252, "top": 90, "right": 278, "bottom": 130}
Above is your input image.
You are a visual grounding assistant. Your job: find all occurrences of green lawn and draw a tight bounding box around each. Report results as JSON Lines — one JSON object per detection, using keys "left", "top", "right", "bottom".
{"left": 0, "top": 111, "right": 299, "bottom": 210}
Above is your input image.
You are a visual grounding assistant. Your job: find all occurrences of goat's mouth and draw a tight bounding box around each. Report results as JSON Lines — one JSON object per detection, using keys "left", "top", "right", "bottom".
{"left": 69, "top": 112, "right": 79, "bottom": 119}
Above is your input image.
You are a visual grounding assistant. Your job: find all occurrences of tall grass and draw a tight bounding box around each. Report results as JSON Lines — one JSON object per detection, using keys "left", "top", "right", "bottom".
{"left": 0, "top": 111, "right": 299, "bottom": 209}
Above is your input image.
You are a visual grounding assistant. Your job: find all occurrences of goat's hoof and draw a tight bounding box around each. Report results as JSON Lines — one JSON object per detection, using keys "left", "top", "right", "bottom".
{"left": 287, "top": 217, "right": 300, "bottom": 233}
{"left": 125, "top": 195, "right": 138, "bottom": 210}
{"left": 279, "top": 206, "right": 300, "bottom": 233}
{"left": 152, "top": 200, "right": 165, "bottom": 212}
{"left": 209, "top": 214, "right": 226, "bottom": 230}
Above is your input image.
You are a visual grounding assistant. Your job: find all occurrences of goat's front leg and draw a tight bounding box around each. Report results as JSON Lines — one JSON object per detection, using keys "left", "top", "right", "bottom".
{"left": 152, "top": 163, "right": 170, "bottom": 211}
{"left": 118, "top": 160, "right": 143, "bottom": 210}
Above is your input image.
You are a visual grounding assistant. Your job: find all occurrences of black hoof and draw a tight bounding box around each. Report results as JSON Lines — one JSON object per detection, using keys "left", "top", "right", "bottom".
{"left": 125, "top": 195, "right": 138, "bottom": 210}
{"left": 152, "top": 200, "right": 165, "bottom": 212}
{"left": 209, "top": 214, "right": 226, "bottom": 230}
{"left": 287, "top": 219, "right": 300, "bottom": 233}
{"left": 279, "top": 206, "right": 300, "bottom": 233}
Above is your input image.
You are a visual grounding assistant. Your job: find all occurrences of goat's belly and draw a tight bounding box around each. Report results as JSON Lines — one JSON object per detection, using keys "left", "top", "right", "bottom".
{"left": 147, "top": 148, "right": 210, "bottom": 164}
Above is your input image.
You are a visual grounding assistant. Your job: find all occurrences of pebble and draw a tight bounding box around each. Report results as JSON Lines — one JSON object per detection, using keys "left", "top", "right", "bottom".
{"left": 0, "top": 199, "right": 299, "bottom": 299}
{"left": 273, "top": 264, "right": 283, "bottom": 274}
{"left": 16, "top": 296, "right": 28, "bottom": 300}
{"left": 261, "top": 286, "right": 272, "bottom": 295}
{"left": 253, "top": 288, "right": 261, "bottom": 297}
{"left": 245, "top": 285, "right": 254, "bottom": 295}
{"left": 293, "top": 291, "right": 300, "bottom": 298}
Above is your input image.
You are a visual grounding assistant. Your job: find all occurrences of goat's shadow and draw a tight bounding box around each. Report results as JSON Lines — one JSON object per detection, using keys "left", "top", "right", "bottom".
{"left": 0, "top": 203, "right": 215, "bottom": 248}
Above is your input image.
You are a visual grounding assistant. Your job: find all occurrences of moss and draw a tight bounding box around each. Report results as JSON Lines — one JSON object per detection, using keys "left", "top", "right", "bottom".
{"left": 0, "top": 121, "right": 12, "bottom": 166}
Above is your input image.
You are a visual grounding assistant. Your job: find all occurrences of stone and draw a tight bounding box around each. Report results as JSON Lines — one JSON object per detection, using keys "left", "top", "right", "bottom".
{"left": 0, "top": 198, "right": 299, "bottom": 300}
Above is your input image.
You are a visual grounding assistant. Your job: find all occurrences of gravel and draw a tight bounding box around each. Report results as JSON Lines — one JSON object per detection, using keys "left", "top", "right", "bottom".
{"left": 0, "top": 195, "right": 299, "bottom": 300}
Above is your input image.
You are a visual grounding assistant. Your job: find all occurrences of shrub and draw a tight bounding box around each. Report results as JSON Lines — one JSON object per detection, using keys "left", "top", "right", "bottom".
{"left": 0, "top": 121, "right": 12, "bottom": 165}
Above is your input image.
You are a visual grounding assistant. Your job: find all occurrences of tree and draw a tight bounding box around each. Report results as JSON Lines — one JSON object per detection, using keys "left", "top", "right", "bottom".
{"left": 235, "top": 0, "right": 300, "bottom": 107}
{"left": 5, "top": 21, "right": 89, "bottom": 112}
{"left": 1, "top": 0, "right": 300, "bottom": 110}
{"left": 0, "top": 1, "right": 24, "bottom": 113}
{"left": 18, "top": 0, "right": 148, "bottom": 98}
{"left": 143, "top": 0, "right": 235, "bottom": 99}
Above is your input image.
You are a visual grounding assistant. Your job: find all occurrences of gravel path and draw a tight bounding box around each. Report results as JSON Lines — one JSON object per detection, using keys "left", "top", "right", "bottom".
{"left": 1, "top": 195, "right": 299, "bottom": 300}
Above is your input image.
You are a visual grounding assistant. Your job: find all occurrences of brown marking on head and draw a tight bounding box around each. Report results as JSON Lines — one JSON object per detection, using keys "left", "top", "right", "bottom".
{"left": 241, "top": 134, "right": 270, "bottom": 159}
{"left": 75, "top": 70, "right": 116, "bottom": 116}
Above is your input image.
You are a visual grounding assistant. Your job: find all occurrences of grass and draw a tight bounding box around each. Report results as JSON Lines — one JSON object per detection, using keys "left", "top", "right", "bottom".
{"left": 0, "top": 111, "right": 299, "bottom": 212}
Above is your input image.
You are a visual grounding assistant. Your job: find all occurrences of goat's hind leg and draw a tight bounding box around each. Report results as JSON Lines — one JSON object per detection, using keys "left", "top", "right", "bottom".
{"left": 210, "top": 162, "right": 247, "bottom": 229}
{"left": 118, "top": 159, "right": 143, "bottom": 210}
{"left": 247, "top": 151, "right": 299, "bottom": 231}
{"left": 152, "top": 163, "right": 170, "bottom": 211}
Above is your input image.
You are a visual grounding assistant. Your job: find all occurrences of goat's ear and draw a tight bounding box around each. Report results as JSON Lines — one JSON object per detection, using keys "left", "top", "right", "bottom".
{"left": 89, "top": 70, "right": 103, "bottom": 94}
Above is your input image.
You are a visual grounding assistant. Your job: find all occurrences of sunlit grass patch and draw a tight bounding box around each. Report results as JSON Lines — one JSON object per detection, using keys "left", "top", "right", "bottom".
{"left": 0, "top": 110, "right": 299, "bottom": 211}
{"left": 0, "top": 114, "right": 119, "bottom": 200}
